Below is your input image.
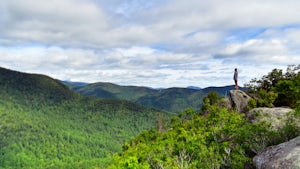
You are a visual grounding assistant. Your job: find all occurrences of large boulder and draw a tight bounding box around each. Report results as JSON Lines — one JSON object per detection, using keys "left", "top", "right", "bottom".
{"left": 247, "top": 107, "right": 293, "bottom": 130}
{"left": 229, "top": 90, "right": 251, "bottom": 113}
{"left": 253, "top": 136, "right": 300, "bottom": 169}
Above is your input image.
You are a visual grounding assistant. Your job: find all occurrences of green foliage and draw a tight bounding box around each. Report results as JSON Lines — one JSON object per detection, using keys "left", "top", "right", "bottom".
{"left": 251, "top": 89, "right": 278, "bottom": 107}
{"left": 274, "top": 77, "right": 300, "bottom": 107}
{"left": 246, "top": 65, "right": 300, "bottom": 108}
{"left": 108, "top": 105, "right": 278, "bottom": 168}
{"left": 0, "top": 67, "right": 76, "bottom": 104}
{"left": 203, "top": 91, "right": 220, "bottom": 106}
{"left": 245, "top": 68, "right": 284, "bottom": 91}
{"left": 276, "top": 106, "right": 300, "bottom": 142}
{"left": 247, "top": 98, "right": 257, "bottom": 110}
{"left": 0, "top": 96, "right": 169, "bottom": 169}
{"left": 201, "top": 91, "right": 223, "bottom": 113}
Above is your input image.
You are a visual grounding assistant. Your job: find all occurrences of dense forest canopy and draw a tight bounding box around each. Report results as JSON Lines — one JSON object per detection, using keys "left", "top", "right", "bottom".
{"left": 0, "top": 67, "right": 170, "bottom": 169}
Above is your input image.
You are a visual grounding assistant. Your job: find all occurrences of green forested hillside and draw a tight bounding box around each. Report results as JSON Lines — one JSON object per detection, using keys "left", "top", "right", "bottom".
{"left": 0, "top": 67, "right": 76, "bottom": 104}
{"left": 70, "top": 82, "right": 236, "bottom": 113}
{"left": 71, "top": 82, "right": 156, "bottom": 101}
{"left": 136, "top": 88, "right": 204, "bottom": 113}
{"left": 0, "top": 67, "right": 170, "bottom": 169}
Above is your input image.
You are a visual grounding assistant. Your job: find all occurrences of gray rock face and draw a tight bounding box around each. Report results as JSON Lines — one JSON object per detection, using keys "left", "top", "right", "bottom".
{"left": 229, "top": 90, "right": 251, "bottom": 113}
{"left": 253, "top": 136, "right": 300, "bottom": 169}
{"left": 247, "top": 107, "right": 293, "bottom": 130}
{"left": 218, "top": 97, "right": 232, "bottom": 109}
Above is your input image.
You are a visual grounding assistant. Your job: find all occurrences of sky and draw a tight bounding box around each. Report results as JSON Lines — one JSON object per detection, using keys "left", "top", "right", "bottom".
{"left": 1, "top": 0, "right": 300, "bottom": 88}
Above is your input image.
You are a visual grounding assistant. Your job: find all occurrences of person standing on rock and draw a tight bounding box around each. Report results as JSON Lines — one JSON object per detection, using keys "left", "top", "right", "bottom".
{"left": 234, "top": 68, "right": 238, "bottom": 90}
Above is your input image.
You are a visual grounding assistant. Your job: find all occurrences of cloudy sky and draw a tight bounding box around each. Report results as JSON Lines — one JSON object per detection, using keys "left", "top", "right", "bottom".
{"left": 1, "top": 0, "right": 300, "bottom": 88}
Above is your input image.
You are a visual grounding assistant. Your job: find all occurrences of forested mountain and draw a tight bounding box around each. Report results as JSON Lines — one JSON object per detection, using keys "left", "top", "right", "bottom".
{"left": 69, "top": 82, "right": 237, "bottom": 113}
{"left": 0, "top": 67, "right": 170, "bottom": 169}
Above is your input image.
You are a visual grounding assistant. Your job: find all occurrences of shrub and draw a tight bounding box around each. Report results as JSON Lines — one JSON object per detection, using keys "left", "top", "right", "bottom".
{"left": 255, "top": 89, "right": 277, "bottom": 107}
{"left": 245, "top": 65, "right": 300, "bottom": 108}
{"left": 274, "top": 78, "right": 300, "bottom": 108}
{"left": 247, "top": 98, "right": 257, "bottom": 110}
{"left": 277, "top": 106, "right": 300, "bottom": 142}
{"left": 108, "top": 105, "right": 276, "bottom": 168}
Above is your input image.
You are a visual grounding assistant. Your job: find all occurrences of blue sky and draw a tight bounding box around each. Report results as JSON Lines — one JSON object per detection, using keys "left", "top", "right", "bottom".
{"left": 0, "top": 0, "right": 300, "bottom": 88}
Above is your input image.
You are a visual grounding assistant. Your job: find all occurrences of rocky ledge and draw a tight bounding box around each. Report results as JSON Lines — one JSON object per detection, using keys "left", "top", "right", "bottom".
{"left": 253, "top": 136, "right": 300, "bottom": 169}
{"left": 228, "top": 90, "right": 299, "bottom": 169}
{"left": 247, "top": 107, "right": 294, "bottom": 130}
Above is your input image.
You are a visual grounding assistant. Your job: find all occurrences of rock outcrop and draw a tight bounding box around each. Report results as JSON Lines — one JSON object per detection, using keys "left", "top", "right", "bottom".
{"left": 227, "top": 90, "right": 299, "bottom": 169}
{"left": 229, "top": 90, "right": 251, "bottom": 113}
{"left": 247, "top": 107, "right": 294, "bottom": 130}
{"left": 253, "top": 136, "right": 300, "bottom": 169}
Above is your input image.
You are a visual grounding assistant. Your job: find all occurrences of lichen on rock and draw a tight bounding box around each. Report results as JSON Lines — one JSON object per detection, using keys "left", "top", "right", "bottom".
{"left": 253, "top": 136, "right": 300, "bottom": 169}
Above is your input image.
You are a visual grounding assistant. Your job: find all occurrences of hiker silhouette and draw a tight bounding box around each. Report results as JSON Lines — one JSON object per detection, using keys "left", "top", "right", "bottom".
{"left": 234, "top": 68, "right": 238, "bottom": 90}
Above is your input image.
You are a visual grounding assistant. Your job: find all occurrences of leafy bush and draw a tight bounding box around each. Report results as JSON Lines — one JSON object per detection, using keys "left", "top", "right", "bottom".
{"left": 254, "top": 89, "right": 277, "bottom": 107}
{"left": 245, "top": 65, "right": 300, "bottom": 108}
{"left": 245, "top": 68, "right": 284, "bottom": 92}
{"left": 274, "top": 78, "right": 300, "bottom": 108}
{"left": 202, "top": 91, "right": 224, "bottom": 113}
{"left": 276, "top": 106, "right": 300, "bottom": 142}
{"left": 108, "top": 105, "right": 276, "bottom": 168}
{"left": 247, "top": 98, "right": 257, "bottom": 110}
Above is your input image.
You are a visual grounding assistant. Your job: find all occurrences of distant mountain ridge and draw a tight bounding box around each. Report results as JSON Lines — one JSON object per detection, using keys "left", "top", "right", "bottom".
{"left": 62, "top": 81, "right": 88, "bottom": 87}
{"left": 187, "top": 86, "right": 202, "bottom": 90}
{"left": 0, "top": 67, "right": 77, "bottom": 104}
{"left": 67, "top": 81, "right": 239, "bottom": 113}
{"left": 0, "top": 67, "right": 170, "bottom": 168}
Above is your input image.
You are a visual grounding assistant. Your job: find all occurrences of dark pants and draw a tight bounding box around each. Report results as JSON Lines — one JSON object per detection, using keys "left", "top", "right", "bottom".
{"left": 234, "top": 80, "right": 238, "bottom": 89}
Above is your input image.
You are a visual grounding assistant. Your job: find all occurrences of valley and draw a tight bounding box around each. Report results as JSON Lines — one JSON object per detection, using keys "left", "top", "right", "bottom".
{"left": 0, "top": 67, "right": 170, "bottom": 168}
{"left": 67, "top": 81, "right": 237, "bottom": 113}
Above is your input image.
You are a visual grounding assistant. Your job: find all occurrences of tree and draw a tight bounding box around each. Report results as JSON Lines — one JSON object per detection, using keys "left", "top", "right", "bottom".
{"left": 274, "top": 73, "right": 300, "bottom": 107}
{"left": 202, "top": 91, "right": 223, "bottom": 113}
{"left": 245, "top": 68, "right": 283, "bottom": 91}
{"left": 245, "top": 65, "right": 300, "bottom": 108}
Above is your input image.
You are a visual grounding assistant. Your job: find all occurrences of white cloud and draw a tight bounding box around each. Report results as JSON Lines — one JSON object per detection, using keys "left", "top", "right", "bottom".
{"left": 214, "top": 38, "right": 296, "bottom": 64}
{"left": 0, "top": 46, "right": 101, "bottom": 70}
{"left": 2, "top": 0, "right": 300, "bottom": 49}
{"left": 0, "top": 0, "right": 300, "bottom": 87}
{"left": 1, "top": 0, "right": 108, "bottom": 47}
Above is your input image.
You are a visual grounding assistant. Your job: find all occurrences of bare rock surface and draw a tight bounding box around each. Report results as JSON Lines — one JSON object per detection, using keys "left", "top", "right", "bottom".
{"left": 247, "top": 107, "right": 293, "bottom": 130}
{"left": 229, "top": 90, "right": 251, "bottom": 113}
{"left": 253, "top": 136, "right": 300, "bottom": 169}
